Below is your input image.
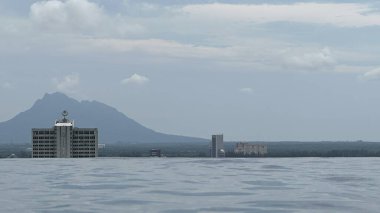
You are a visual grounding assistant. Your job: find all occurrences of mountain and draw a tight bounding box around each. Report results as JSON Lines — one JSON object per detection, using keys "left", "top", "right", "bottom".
{"left": 0, "top": 92, "right": 207, "bottom": 144}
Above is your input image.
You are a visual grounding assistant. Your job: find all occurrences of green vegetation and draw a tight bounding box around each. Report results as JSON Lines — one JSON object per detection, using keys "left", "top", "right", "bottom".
{"left": 99, "top": 142, "right": 209, "bottom": 157}
{"left": 99, "top": 141, "right": 380, "bottom": 157}
{"left": 0, "top": 144, "right": 31, "bottom": 158}
{"left": 257, "top": 141, "right": 380, "bottom": 157}
{"left": 2, "top": 141, "right": 380, "bottom": 158}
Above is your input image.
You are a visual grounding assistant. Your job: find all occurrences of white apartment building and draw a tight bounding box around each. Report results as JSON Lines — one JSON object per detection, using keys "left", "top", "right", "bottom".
{"left": 32, "top": 111, "right": 98, "bottom": 158}
{"left": 234, "top": 142, "right": 267, "bottom": 156}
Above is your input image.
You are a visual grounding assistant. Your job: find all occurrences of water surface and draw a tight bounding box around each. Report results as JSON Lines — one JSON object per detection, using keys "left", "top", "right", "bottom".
{"left": 1, "top": 158, "right": 379, "bottom": 212}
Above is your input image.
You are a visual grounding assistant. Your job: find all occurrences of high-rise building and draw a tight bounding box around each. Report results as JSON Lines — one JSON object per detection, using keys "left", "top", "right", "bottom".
{"left": 210, "top": 134, "right": 225, "bottom": 158}
{"left": 32, "top": 111, "right": 98, "bottom": 158}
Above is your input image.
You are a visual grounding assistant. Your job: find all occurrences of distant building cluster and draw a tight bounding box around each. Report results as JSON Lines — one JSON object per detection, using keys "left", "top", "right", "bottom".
{"left": 209, "top": 134, "right": 268, "bottom": 158}
{"left": 210, "top": 134, "right": 225, "bottom": 158}
{"left": 32, "top": 111, "right": 98, "bottom": 158}
{"left": 150, "top": 149, "right": 161, "bottom": 157}
{"left": 234, "top": 142, "right": 267, "bottom": 156}
{"left": 30, "top": 111, "right": 266, "bottom": 159}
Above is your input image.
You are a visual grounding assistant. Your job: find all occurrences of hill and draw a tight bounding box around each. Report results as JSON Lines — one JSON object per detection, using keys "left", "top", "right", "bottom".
{"left": 0, "top": 92, "right": 207, "bottom": 144}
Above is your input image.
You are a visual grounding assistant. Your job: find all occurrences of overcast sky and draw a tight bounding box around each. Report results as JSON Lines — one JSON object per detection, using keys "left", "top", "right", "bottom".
{"left": 1, "top": 0, "right": 380, "bottom": 141}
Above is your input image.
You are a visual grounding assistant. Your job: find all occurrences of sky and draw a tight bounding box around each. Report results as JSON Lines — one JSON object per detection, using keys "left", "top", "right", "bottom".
{"left": 1, "top": 0, "right": 380, "bottom": 141}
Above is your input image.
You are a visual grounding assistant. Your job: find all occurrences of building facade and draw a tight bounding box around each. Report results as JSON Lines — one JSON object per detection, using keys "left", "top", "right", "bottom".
{"left": 210, "top": 134, "right": 225, "bottom": 158}
{"left": 32, "top": 111, "right": 98, "bottom": 158}
{"left": 150, "top": 149, "right": 161, "bottom": 157}
{"left": 234, "top": 142, "right": 267, "bottom": 156}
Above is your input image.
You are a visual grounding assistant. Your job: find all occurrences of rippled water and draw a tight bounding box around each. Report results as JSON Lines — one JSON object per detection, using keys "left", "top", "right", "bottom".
{"left": 1, "top": 158, "right": 379, "bottom": 212}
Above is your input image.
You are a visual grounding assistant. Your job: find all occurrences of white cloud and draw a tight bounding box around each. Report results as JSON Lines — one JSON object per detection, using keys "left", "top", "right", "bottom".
{"left": 181, "top": 3, "right": 380, "bottom": 27}
{"left": 66, "top": 38, "right": 340, "bottom": 72}
{"left": 30, "top": 0, "right": 106, "bottom": 33}
{"left": 1, "top": 82, "right": 12, "bottom": 89}
{"left": 53, "top": 73, "right": 80, "bottom": 93}
{"left": 29, "top": 0, "right": 145, "bottom": 36}
{"left": 284, "top": 47, "right": 336, "bottom": 70}
{"left": 0, "top": 1, "right": 375, "bottom": 76}
{"left": 361, "top": 68, "right": 380, "bottom": 81}
{"left": 71, "top": 38, "right": 235, "bottom": 59}
{"left": 121, "top": 73, "right": 149, "bottom": 85}
{"left": 239, "top": 87, "right": 253, "bottom": 94}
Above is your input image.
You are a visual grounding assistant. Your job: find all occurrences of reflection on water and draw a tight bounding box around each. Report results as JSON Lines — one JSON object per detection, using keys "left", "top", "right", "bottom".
{"left": 0, "top": 158, "right": 379, "bottom": 212}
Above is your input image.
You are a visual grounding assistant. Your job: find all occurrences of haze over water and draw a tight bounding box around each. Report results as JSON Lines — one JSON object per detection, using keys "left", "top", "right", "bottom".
{"left": 1, "top": 158, "right": 379, "bottom": 212}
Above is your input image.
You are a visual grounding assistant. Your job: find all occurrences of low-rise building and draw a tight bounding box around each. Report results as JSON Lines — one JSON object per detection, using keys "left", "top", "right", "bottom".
{"left": 234, "top": 142, "right": 267, "bottom": 156}
{"left": 150, "top": 149, "right": 161, "bottom": 157}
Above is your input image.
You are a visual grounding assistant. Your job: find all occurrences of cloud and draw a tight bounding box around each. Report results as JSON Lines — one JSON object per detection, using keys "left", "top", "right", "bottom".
{"left": 239, "top": 87, "right": 253, "bottom": 94}
{"left": 361, "top": 68, "right": 380, "bottom": 81}
{"left": 0, "top": 1, "right": 375, "bottom": 76}
{"left": 121, "top": 73, "right": 149, "bottom": 85}
{"left": 30, "top": 0, "right": 105, "bottom": 33}
{"left": 82, "top": 38, "right": 234, "bottom": 58}
{"left": 284, "top": 47, "right": 336, "bottom": 70}
{"left": 181, "top": 3, "right": 380, "bottom": 27}
{"left": 334, "top": 65, "right": 374, "bottom": 73}
{"left": 67, "top": 38, "right": 340, "bottom": 72}
{"left": 29, "top": 0, "right": 144, "bottom": 36}
{"left": 1, "top": 82, "right": 12, "bottom": 89}
{"left": 53, "top": 73, "right": 80, "bottom": 93}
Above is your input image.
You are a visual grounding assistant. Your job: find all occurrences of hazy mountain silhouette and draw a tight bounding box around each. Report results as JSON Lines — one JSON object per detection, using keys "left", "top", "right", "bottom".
{"left": 0, "top": 92, "right": 207, "bottom": 144}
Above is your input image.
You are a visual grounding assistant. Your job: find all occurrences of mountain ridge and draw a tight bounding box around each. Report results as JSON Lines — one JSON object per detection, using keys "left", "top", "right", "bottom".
{"left": 0, "top": 92, "right": 207, "bottom": 144}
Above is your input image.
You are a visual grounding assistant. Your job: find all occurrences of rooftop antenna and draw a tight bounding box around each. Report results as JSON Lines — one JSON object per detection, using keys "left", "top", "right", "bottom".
{"left": 62, "top": 110, "right": 69, "bottom": 121}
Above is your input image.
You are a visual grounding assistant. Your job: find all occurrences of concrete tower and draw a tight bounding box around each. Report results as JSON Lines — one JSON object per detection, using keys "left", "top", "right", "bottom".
{"left": 55, "top": 110, "right": 73, "bottom": 158}
{"left": 210, "top": 134, "right": 225, "bottom": 158}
